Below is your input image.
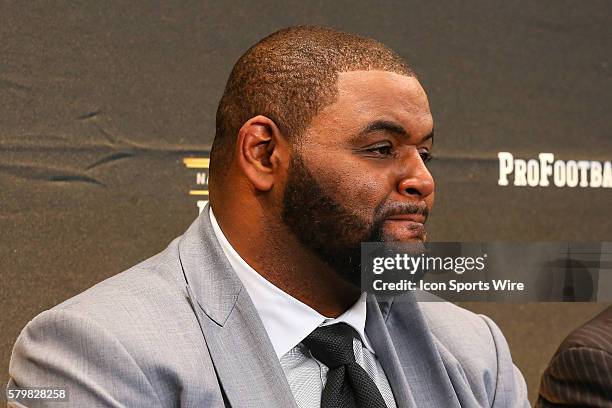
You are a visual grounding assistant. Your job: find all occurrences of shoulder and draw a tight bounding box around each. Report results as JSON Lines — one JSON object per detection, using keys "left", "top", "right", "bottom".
{"left": 558, "top": 306, "right": 612, "bottom": 353}
{"left": 538, "top": 307, "right": 612, "bottom": 407}
{"left": 417, "top": 300, "right": 503, "bottom": 373}
{"left": 387, "top": 294, "right": 528, "bottom": 407}
{"left": 26, "top": 236, "right": 207, "bottom": 360}
{"left": 9, "top": 237, "right": 219, "bottom": 406}
{"left": 404, "top": 291, "right": 503, "bottom": 363}
{"left": 417, "top": 300, "right": 497, "bottom": 344}
{"left": 53, "top": 237, "right": 190, "bottom": 326}
{"left": 543, "top": 305, "right": 612, "bottom": 382}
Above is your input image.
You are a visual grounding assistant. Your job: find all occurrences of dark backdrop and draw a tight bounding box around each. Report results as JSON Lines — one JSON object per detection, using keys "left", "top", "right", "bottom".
{"left": 2, "top": 1, "right": 611, "bottom": 404}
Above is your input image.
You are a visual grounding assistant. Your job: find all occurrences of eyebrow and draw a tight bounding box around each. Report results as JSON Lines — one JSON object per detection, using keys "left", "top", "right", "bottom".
{"left": 355, "top": 120, "right": 434, "bottom": 145}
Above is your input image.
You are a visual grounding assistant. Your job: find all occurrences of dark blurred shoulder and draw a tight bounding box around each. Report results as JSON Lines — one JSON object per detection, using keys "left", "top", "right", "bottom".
{"left": 559, "top": 306, "right": 612, "bottom": 352}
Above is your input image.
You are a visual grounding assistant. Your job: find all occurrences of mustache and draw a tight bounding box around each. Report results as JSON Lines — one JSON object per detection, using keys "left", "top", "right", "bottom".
{"left": 376, "top": 201, "right": 429, "bottom": 221}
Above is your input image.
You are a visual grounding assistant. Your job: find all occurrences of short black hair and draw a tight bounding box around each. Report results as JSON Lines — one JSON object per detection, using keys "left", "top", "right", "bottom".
{"left": 209, "top": 25, "right": 414, "bottom": 184}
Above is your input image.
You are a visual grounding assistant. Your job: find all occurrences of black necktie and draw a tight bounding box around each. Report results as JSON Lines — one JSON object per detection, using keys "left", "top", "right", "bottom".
{"left": 302, "top": 322, "right": 388, "bottom": 408}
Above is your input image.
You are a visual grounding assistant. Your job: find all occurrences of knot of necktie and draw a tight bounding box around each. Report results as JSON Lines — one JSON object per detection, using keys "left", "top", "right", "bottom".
{"left": 302, "top": 322, "right": 359, "bottom": 369}
{"left": 301, "top": 322, "right": 388, "bottom": 408}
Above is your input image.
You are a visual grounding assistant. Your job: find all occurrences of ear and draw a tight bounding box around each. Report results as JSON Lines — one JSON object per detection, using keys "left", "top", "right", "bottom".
{"left": 236, "top": 115, "right": 288, "bottom": 192}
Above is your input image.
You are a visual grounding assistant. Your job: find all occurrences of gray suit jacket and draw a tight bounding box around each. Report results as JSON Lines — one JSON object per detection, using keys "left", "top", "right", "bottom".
{"left": 8, "top": 209, "right": 529, "bottom": 407}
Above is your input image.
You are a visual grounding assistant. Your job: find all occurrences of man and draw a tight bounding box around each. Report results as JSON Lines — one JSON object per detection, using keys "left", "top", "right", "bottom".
{"left": 8, "top": 26, "right": 529, "bottom": 407}
{"left": 537, "top": 306, "right": 612, "bottom": 407}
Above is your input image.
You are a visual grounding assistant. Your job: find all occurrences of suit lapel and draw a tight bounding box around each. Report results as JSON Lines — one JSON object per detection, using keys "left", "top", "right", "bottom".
{"left": 178, "top": 207, "right": 297, "bottom": 408}
{"left": 368, "top": 293, "right": 461, "bottom": 408}
{"left": 366, "top": 294, "right": 417, "bottom": 408}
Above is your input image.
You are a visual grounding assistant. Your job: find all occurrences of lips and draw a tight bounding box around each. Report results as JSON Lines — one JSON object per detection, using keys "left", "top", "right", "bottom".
{"left": 383, "top": 217, "right": 426, "bottom": 240}
{"left": 385, "top": 214, "right": 426, "bottom": 224}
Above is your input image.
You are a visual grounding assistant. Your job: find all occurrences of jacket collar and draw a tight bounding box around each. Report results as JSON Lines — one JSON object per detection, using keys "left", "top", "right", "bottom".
{"left": 177, "top": 205, "right": 298, "bottom": 407}
{"left": 177, "top": 204, "right": 243, "bottom": 326}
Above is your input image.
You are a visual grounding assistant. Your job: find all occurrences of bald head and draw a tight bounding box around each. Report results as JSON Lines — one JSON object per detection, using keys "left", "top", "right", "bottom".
{"left": 209, "top": 25, "right": 414, "bottom": 185}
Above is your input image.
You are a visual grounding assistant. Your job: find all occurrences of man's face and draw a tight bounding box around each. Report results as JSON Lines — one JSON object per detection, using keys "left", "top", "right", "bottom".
{"left": 282, "top": 70, "right": 435, "bottom": 285}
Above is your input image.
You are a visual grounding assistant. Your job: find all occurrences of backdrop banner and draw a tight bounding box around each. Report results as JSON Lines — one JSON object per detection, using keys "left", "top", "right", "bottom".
{"left": 1, "top": 2, "right": 610, "bottom": 404}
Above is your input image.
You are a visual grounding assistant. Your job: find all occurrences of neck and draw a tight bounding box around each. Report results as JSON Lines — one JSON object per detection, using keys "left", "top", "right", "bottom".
{"left": 213, "top": 204, "right": 360, "bottom": 317}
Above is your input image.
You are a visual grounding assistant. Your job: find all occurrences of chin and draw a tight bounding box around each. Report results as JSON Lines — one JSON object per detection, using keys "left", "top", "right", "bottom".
{"left": 380, "top": 231, "right": 427, "bottom": 243}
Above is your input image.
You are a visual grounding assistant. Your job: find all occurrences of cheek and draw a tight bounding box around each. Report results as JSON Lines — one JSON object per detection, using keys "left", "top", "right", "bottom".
{"left": 302, "top": 147, "right": 396, "bottom": 214}
{"left": 317, "top": 163, "right": 393, "bottom": 214}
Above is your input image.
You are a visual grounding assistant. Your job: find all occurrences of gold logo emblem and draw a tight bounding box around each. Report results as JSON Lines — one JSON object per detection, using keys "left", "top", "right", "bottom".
{"left": 183, "top": 156, "right": 210, "bottom": 214}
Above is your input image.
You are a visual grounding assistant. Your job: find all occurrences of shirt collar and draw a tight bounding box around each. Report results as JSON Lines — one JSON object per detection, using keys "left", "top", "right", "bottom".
{"left": 209, "top": 207, "right": 373, "bottom": 358}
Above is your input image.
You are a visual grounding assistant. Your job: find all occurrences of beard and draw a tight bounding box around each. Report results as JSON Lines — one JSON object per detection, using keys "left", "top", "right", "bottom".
{"left": 281, "top": 152, "right": 428, "bottom": 287}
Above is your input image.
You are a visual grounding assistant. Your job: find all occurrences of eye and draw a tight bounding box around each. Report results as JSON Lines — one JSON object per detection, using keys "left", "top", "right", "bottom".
{"left": 420, "top": 150, "right": 434, "bottom": 163}
{"left": 366, "top": 144, "right": 394, "bottom": 156}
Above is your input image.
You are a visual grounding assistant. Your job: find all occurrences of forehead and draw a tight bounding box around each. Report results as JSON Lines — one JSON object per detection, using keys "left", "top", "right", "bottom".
{"left": 308, "top": 70, "right": 433, "bottom": 139}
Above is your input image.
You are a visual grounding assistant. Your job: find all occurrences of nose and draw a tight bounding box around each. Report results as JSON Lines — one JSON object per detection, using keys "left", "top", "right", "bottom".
{"left": 397, "top": 150, "right": 435, "bottom": 199}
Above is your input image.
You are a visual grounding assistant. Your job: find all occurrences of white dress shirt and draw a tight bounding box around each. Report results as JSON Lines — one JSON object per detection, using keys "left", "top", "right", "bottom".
{"left": 209, "top": 208, "right": 397, "bottom": 408}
